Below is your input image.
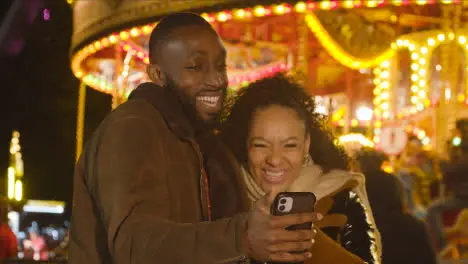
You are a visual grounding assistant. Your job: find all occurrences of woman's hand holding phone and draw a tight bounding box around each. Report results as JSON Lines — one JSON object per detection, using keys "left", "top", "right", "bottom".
{"left": 242, "top": 191, "right": 322, "bottom": 263}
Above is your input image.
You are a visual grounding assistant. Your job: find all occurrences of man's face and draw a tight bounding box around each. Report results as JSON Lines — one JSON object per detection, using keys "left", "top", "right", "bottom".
{"left": 149, "top": 25, "right": 228, "bottom": 124}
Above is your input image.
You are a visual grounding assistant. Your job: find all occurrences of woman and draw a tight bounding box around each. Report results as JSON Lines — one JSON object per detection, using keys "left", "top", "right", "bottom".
{"left": 219, "top": 75, "right": 381, "bottom": 263}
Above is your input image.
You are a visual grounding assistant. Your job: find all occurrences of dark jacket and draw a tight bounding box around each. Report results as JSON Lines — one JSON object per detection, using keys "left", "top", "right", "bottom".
{"left": 444, "top": 154, "right": 468, "bottom": 199}
{"left": 365, "top": 169, "right": 437, "bottom": 264}
{"left": 68, "top": 83, "right": 248, "bottom": 264}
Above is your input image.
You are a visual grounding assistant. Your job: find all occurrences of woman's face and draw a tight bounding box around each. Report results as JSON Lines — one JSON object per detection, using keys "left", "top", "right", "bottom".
{"left": 247, "top": 105, "right": 310, "bottom": 193}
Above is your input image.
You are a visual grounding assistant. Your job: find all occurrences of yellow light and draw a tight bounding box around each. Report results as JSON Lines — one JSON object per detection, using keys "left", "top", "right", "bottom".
{"left": 428, "top": 38, "right": 435, "bottom": 46}
{"left": 421, "top": 46, "right": 428, "bottom": 54}
{"left": 381, "top": 60, "right": 390, "bottom": 68}
{"left": 418, "top": 90, "right": 426, "bottom": 97}
{"left": 320, "top": 1, "right": 332, "bottom": 10}
{"left": 381, "top": 81, "right": 389, "bottom": 88}
{"left": 419, "top": 69, "right": 426, "bottom": 76}
{"left": 109, "top": 35, "right": 118, "bottom": 44}
{"left": 343, "top": 0, "right": 354, "bottom": 8}
{"left": 366, "top": 0, "right": 378, "bottom": 7}
{"left": 411, "top": 96, "right": 419, "bottom": 104}
{"left": 14, "top": 180, "right": 22, "bottom": 201}
{"left": 457, "top": 94, "right": 466, "bottom": 102}
{"left": 411, "top": 74, "right": 419, "bottom": 81}
{"left": 437, "top": 34, "right": 445, "bottom": 41}
{"left": 130, "top": 28, "right": 140, "bottom": 37}
{"left": 294, "top": 2, "right": 307, "bottom": 12}
{"left": 142, "top": 25, "right": 153, "bottom": 35}
{"left": 419, "top": 80, "right": 426, "bottom": 86}
{"left": 411, "top": 63, "right": 419, "bottom": 71}
{"left": 459, "top": 36, "right": 467, "bottom": 44}
{"left": 396, "top": 39, "right": 404, "bottom": 47}
{"left": 448, "top": 32, "right": 455, "bottom": 40}
{"left": 419, "top": 58, "right": 426, "bottom": 65}
{"left": 409, "top": 44, "right": 415, "bottom": 51}
{"left": 7, "top": 167, "right": 15, "bottom": 199}
{"left": 273, "top": 4, "right": 287, "bottom": 14}
{"left": 120, "top": 31, "right": 130, "bottom": 40}
{"left": 254, "top": 6, "right": 266, "bottom": 16}
{"left": 416, "top": 0, "right": 427, "bottom": 5}
{"left": 411, "top": 52, "right": 419, "bottom": 60}
{"left": 411, "top": 85, "right": 419, "bottom": 92}
{"left": 392, "top": 0, "right": 403, "bottom": 6}
{"left": 217, "top": 12, "right": 229, "bottom": 22}
{"left": 305, "top": 14, "right": 395, "bottom": 69}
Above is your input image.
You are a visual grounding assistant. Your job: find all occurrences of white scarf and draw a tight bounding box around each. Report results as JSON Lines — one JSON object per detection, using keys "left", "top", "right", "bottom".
{"left": 240, "top": 162, "right": 382, "bottom": 260}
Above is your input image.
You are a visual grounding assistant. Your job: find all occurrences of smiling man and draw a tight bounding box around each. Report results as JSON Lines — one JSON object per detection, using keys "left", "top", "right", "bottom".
{"left": 68, "top": 12, "right": 319, "bottom": 264}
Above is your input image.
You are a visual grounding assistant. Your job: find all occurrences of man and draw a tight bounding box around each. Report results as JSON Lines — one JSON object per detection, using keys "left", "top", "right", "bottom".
{"left": 68, "top": 13, "right": 318, "bottom": 264}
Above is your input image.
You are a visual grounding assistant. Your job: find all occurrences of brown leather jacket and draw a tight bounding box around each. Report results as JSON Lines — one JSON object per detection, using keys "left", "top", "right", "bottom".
{"left": 68, "top": 83, "right": 248, "bottom": 264}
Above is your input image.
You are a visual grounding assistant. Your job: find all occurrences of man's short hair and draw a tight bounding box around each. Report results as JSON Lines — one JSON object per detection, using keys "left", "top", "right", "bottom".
{"left": 149, "top": 12, "right": 215, "bottom": 64}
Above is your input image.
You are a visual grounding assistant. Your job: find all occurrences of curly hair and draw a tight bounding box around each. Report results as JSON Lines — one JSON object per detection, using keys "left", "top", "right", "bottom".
{"left": 219, "top": 74, "right": 350, "bottom": 172}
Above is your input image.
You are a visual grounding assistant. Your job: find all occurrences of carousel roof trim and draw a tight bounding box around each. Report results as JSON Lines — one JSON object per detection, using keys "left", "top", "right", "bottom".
{"left": 71, "top": 0, "right": 459, "bottom": 93}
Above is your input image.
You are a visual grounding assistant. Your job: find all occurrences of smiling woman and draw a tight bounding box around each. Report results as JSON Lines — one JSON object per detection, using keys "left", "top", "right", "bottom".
{"left": 219, "top": 74, "right": 382, "bottom": 264}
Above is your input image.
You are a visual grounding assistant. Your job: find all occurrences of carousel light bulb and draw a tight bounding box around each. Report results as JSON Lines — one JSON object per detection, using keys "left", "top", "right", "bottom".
{"left": 320, "top": 1, "right": 332, "bottom": 9}
{"left": 437, "top": 34, "right": 445, "bottom": 41}
{"left": 419, "top": 69, "right": 426, "bottom": 76}
{"left": 459, "top": 36, "right": 467, "bottom": 44}
{"left": 294, "top": 2, "right": 307, "bottom": 12}
{"left": 274, "top": 4, "right": 287, "bottom": 14}
{"left": 254, "top": 6, "right": 266, "bottom": 16}
{"left": 217, "top": 12, "right": 228, "bottom": 22}
{"left": 411, "top": 52, "right": 419, "bottom": 60}
{"left": 419, "top": 58, "right": 426, "bottom": 65}
{"left": 411, "top": 63, "right": 419, "bottom": 70}
{"left": 428, "top": 38, "right": 435, "bottom": 46}
{"left": 343, "top": 0, "right": 354, "bottom": 8}
{"left": 421, "top": 46, "right": 428, "bottom": 54}
{"left": 453, "top": 136, "right": 462, "bottom": 146}
{"left": 436, "top": 64, "right": 442, "bottom": 71}
{"left": 234, "top": 9, "right": 246, "bottom": 18}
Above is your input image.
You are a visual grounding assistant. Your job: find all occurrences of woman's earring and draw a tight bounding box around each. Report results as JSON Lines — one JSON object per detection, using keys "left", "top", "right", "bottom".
{"left": 302, "top": 153, "right": 312, "bottom": 167}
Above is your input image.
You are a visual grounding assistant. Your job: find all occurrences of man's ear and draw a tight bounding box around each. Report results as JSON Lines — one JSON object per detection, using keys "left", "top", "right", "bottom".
{"left": 147, "top": 64, "right": 166, "bottom": 86}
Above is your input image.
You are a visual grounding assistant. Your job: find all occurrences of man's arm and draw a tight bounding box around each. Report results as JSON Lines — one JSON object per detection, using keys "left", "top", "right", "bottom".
{"left": 94, "top": 115, "right": 247, "bottom": 264}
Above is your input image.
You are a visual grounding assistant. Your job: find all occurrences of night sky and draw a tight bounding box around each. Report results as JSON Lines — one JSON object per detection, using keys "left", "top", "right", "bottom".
{"left": 0, "top": 0, "right": 111, "bottom": 217}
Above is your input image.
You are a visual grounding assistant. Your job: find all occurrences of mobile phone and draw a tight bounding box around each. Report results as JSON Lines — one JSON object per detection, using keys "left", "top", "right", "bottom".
{"left": 270, "top": 192, "right": 317, "bottom": 231}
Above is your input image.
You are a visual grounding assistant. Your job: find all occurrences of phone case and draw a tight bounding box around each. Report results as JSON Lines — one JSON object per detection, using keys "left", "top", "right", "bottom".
{"left": 271, "top": 192, "right": 317, "bottom": 231}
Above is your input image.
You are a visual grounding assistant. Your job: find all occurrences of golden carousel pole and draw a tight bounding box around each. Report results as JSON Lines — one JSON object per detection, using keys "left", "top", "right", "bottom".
{"left": 295, "top": 12, "right": 308, "bottom": 87}
{"left": 436, "top": 5, "right": 458, "bottom": 157}
{"left": 75, "top": 81, "right": 86, "bottom": 162}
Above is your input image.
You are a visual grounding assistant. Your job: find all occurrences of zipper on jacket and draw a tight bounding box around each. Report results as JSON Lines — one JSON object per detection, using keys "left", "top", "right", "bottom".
{"left": 189, "top": 140, "right": 212, "bottom": 221}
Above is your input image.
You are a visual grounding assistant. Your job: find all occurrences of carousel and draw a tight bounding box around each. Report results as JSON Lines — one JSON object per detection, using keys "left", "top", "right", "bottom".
{"left": 69, "top": 0, "right": 466, "bottom": 160}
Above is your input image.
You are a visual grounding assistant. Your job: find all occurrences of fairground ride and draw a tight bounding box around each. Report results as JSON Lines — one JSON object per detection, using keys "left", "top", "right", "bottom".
{"left": 69, "top": 0, "right": 467, "bottom": 160}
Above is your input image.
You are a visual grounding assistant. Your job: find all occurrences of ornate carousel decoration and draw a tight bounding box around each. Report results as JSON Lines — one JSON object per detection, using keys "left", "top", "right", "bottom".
{"left": 69, "top": 0, "right": 465, "bottom": 161}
